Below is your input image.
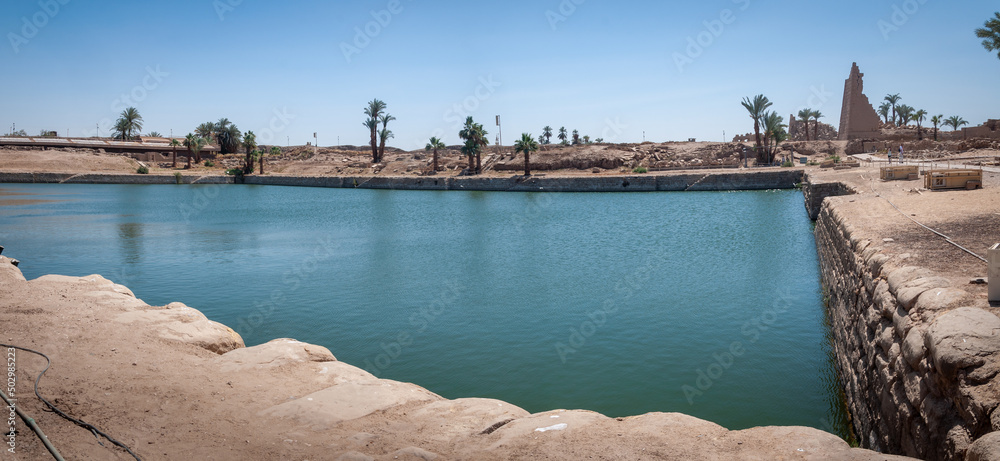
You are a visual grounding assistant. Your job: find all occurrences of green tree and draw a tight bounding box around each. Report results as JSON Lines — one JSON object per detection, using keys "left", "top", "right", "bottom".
{"left": 740, "top": 94, "right": 772, "bottom": 163}
{"left": 378, "top": 113, "right": 395, "bottom": 160}
{"left": 557, "top": 127, "right": 568, "bottom": 145}
{"left": 514, "top": 132, "right": 539, "bottom": 176}
{"left": 458, "top": 116, "right": 488, "bottom": 174}
{"left": 884, "top": 94, "right": 902, "bottom": 126}
{"left": 571, "top": 129, "right": 580, "bottom": 145}
{"left": 897, "top": 105, "right": 915, "bottom": 126}
{"left": 146, "top": 131, "right": 162, "bottom": 138}
{"left": 113, "top": 107, "right": 143, "bottom": 141}
{"left": 242, "top": 131, "right": 257, "bottom": 174}
{"left": 542, "top": 126, "right": 553, "bottom": 144}
{"left": 170, "top": 138, "right": 181, "bottom": 168}
{"left": 797, "top": 109, "right": 813, "bottom": 141}
{"left": 425, "top": 136, "right": 445, "bottom": 172}
{"left": 877, "top": 103, "right": 891, "bottom": 125}
{"left": 364, "top": 99, "right": 387, "bottom": 163}
{"left": 930, "top": 114, "right": 944, "bottom": 141}
{"left": 183, "top": 134, "right": 196, "bottom": 169}
{"left": 810, "top": 110, "right": 824, "bottom": 140}
{"left": 583, "top": 135, "right": 591, "bottom": 144}
{"left": 195, "top": 122, "right": 214, "bottom": 140}
{"left": 762, "top": 111, "right": 786, "bottom": 163}
{"left": 913, "top": 109, "right": 928, "bottom": 140}
{"left": 944, "top": 116, "right": 968, "bottom": 131}
{"left": 975, "top": 12, "right": 1000, "bottom": 60}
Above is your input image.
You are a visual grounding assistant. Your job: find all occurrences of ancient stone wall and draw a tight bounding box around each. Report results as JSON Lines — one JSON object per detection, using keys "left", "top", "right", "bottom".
{"left": 814, "top": 198, "right": 1000, "bottom": 460}
{"left": 838, "top": 63, "right": 882, "bottom": 141}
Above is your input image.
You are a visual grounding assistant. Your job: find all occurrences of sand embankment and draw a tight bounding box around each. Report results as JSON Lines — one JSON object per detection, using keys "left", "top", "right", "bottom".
{"left": 0, "top": 257, "right": 908, "bottom": 460}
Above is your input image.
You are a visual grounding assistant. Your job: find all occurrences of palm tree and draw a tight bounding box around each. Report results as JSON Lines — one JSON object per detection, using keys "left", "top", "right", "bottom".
{"left": 557, "top": 127, "right": 568, "bottom": 145}
{"left": 147, "top": 131, "right": 162, "bottom": 138}
{"left": 762, "top": 111, "right": 786, "bottom": 163}
{"left": 945, "top": 116, "right": 969, "bottom": 131}
{"left": 931, "top": 115, "right": 944, "bottom": 141}
{"left": 913, "top": 110, "right": 928, "bottom": 140}
{"left": 242, "top": 131, "right": 257, "bottom": 174}
{"left": 740, "top": 94, "right": 772, "bottom": 163}
{"left": 884, "top": 94, "right": 902, "bottom": 126}
{"left": 364, "top": 99, "right": 386, "bottom": 163}
{"left": 514, "top": 133, "right": 539, "bottom": 176}
{"left": 975, "top": 12, "right": 1000, "bottom": 60}
{"left": 583, "top": 135, "right": 591, "bottom": 144}
{"left": 537, "top": 134, "right": 546, "bottom": 145}
{"left": 378, "top": 113, "right": 395, "bottom": 160}
{"left": 425, "top": 136, "right": 445, "bottom": 172}
{"left": 458, "top": 117, "right": 488, "bottom": 174}
{"left": 877, "top": 103, "right": 891, "bottom": 125}
{"left": 216, "top": 123, "right": 241, "bottom": 157}
{"left": 897, "top": 105, "right": 915, "bottom": 126}
{"left": 797, "top": 109, "right": 812, "bottom": 141}
{"left": 542, "top": 126, "right": 553, "bottom": 144}
{"left": 170, "top": 138, "right": 180, "bottom": 168}
{"left": 811, "top": 110, "right": 824, "bottom": 140}
{"left": 183, "top": 134, "right": 196, "bottom": 169}
{"left": 195, "top": 122, "right": 214, "bottom": 140}
{"left": 571, "top": 129, "right": 580, "bottom": 145}
{"left": 113, "top": 107, "right": 143, "bottom": 141}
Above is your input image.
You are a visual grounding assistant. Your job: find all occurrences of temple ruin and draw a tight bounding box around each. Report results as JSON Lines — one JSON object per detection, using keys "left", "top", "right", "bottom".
{"left": 837, "top": 63, "right": 881, "bottom": 140}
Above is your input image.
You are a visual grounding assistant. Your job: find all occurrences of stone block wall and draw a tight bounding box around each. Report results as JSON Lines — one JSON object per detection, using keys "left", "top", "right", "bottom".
{"left": 815, "top": 199, "right": 1000, "bottom": 460}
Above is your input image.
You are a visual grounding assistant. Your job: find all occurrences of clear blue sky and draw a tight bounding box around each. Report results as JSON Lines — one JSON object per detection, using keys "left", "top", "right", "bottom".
{"left": 2, "top": 0, "right": 998, "bottom": 148}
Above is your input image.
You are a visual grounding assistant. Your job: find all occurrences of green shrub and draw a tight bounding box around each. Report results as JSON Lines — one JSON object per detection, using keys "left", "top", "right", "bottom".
{"left": 204, "top": 160, "right": 215, "bottom": 167}
{"left": 174, "top": 172, "right": 183, "bottom": 184}
{"left": 136, "top": 166, "right": 149, "bottom": 174}
{"left": 828, "top": 155, "right": 841, "bottom": 164}
{"left": 225, "top": 168, "right": 241, "bottom": 176}
{"left": 632, "top": 166, "right": 648, "bottom": 174}
{"left": 781, "top": 161, "right": 794, "bottom": 168}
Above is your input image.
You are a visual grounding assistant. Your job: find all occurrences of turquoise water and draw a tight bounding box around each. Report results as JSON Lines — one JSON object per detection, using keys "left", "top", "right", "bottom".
{"left": 0, "top": 184, "right": 850, "bottom": 438}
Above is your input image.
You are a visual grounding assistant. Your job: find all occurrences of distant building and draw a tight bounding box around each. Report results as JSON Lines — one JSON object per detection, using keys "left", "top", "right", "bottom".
{"left": 837, "top": 63, "right": 881, "bottom": 140}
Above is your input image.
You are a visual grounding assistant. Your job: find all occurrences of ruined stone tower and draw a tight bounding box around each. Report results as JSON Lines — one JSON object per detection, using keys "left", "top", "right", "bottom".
{"left": 837, "top": 63, "right": 881, "bottom": 140}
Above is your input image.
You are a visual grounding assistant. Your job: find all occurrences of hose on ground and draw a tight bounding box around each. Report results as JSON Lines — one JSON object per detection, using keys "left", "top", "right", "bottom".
{"left": 1, "top": 343, "right": 142, "bottom": 461}
{"left": 0, "top": 387, "right": 64, "bottom": 461}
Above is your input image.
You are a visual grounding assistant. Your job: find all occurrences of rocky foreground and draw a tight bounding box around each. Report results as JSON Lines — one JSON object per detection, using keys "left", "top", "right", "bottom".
{"left": 0, "top": 256, "right": 913, "bottom": 460}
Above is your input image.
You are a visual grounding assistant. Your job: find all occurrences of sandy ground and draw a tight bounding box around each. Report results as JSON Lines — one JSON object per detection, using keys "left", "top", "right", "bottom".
{"left": 808, "top": 162, "right": 1000, "bottom": 316}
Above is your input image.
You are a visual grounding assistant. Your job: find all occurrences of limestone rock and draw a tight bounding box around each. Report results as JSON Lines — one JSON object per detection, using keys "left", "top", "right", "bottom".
{"left": 925, "top": 307, "right": 1000, "bottom": 381}
{"left": 262, "top": 379, "right": 441, "bottom": 430}
{"left": 219, "top": 338, "right": 336, "bottom": 371}
{"left": 902, "top": 329, "right": 926, "bottom": 370}
{"left": 967, "top": 432, "right": 1000, "bottom": 461}
{"left": 887, "top": 267, "right": 934, "bottom": 297}
{"left": 115, "top": 302, "right": 245, "bottom": 354}
{"left": 913, "top": 288, "right": 974, "bottom": 312}
{"left": 896, "top": 276, "right": 952, "bottom": 310}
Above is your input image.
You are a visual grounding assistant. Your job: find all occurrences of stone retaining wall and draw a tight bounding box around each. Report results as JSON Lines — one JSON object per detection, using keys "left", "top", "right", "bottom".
{"left": 803, "top": 173, "right": 856, "bottom": 220}
{"left": 815, "top": 199, "right": 1000, "bottom": 460}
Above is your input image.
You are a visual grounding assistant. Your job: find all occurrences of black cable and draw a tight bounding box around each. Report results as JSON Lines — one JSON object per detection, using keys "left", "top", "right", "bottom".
{"left": 2, "top": 343, "right": 142, "bottom": 461}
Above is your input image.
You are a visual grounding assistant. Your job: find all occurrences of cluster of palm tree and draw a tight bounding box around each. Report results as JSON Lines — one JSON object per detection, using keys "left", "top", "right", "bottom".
{"left": 112, "top": 107, "right": 143, "bottom": 141}
{"left": 459, "top": 116, "right": 489, "bottom": 174}
{"left": 243, "top": 131, "right": 257, "bottom": 174}
{"left": 795, "top": 109, "right": 824, "bottom": 141}
{"left": 363, "top": 99, "right": 394, "bottom": 163}
{"left": 878, "top": 94, "right": 972, "bottom": 141}
{"left": 537, "top": 126, "right": 593, "bottom": 146}
{"left": 194, "top": 118, "right": 243, "bottom": 154}
{"left": 183, "top": 134, "right": 207, "bottom": 169}
{"left": 740, "top": 94, "right": 787, "bottom": 164}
